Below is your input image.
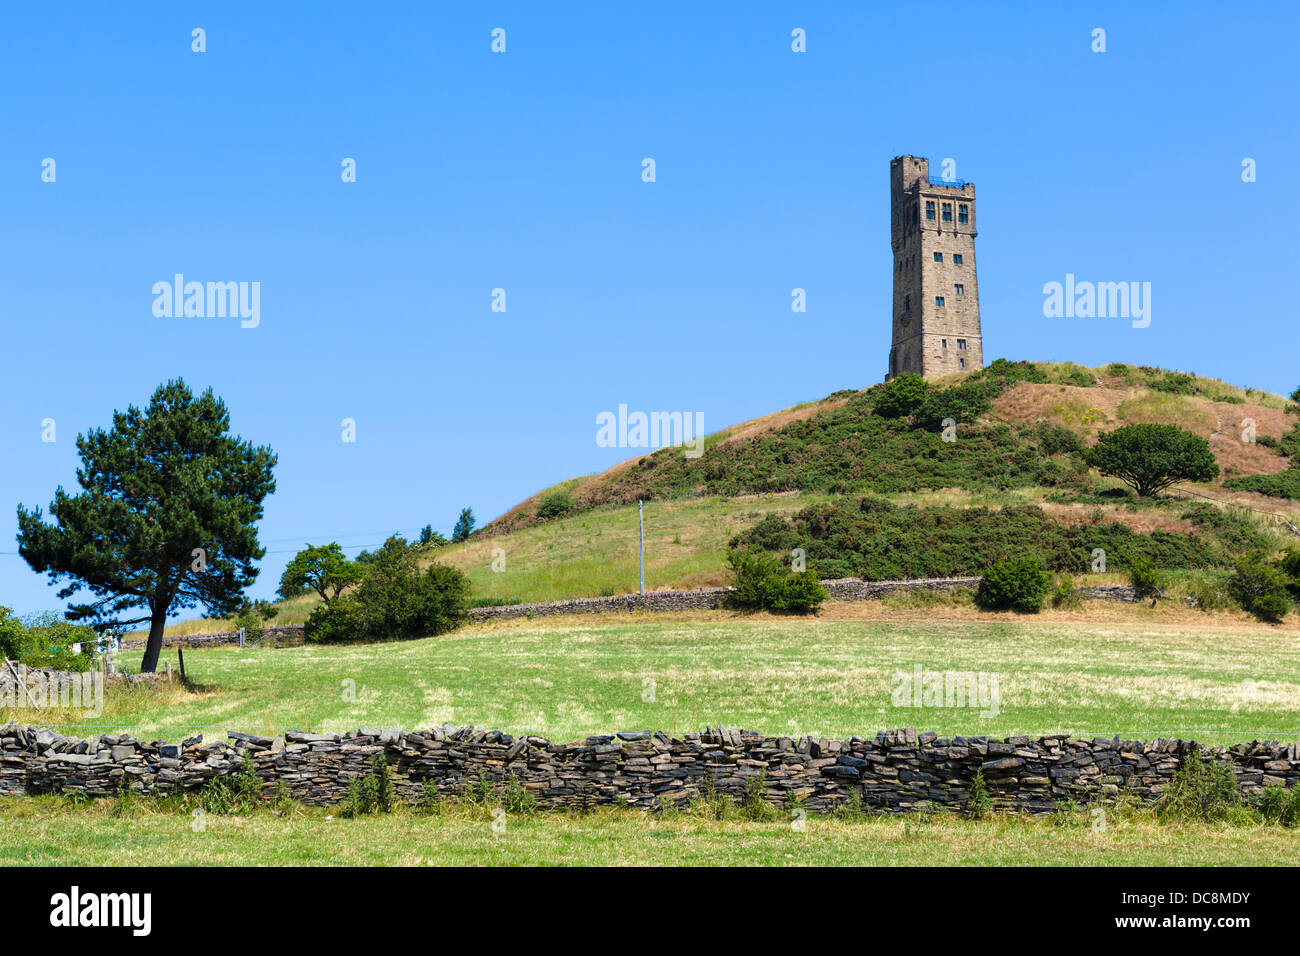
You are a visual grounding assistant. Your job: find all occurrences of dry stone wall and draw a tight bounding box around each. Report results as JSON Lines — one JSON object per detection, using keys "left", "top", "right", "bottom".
{"left": 113, "top": 578, "right": 1166, "bottom": 646}
{"left": 3, "top": 723, "right": 1295, "bottom": 813}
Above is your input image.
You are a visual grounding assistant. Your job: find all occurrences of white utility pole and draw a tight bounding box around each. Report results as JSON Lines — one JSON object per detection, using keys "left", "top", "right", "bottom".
{"left": 638, "top": 500, "right": 645, "bottom": 594}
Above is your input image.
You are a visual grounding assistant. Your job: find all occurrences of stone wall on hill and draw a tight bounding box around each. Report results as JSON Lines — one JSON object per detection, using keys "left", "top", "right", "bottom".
{"left": 118, "top": 625, "right": 306, "bottom": 651}
{"left": 3, "top": 723, "right": 1295, "bottom": 813}
{"left": 115, "top": 577, "right": 1158, "bottom": 647}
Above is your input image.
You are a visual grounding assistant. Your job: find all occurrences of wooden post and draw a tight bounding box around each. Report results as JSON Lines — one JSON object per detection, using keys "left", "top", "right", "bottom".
{"left": 177, "top": 647, "right": 187, "bottom": 684}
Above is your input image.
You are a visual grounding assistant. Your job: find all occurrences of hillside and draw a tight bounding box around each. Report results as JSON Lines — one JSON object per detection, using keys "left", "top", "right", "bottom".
{"left": 162, "top": 360, "right": 1300, "bottom": 634}
{"left": 484, "top": 361, "right": 1298, "bottom": 537}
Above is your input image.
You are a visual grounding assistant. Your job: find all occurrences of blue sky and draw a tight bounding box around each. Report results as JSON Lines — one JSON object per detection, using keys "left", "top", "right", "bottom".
{"left": 1, "top": 1, "right": 1296, "bottom": 615}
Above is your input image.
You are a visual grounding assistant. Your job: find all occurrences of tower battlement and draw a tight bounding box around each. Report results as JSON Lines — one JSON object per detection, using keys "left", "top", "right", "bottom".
{"left": 888, "top": 156, "right": 983, "bottom": 380}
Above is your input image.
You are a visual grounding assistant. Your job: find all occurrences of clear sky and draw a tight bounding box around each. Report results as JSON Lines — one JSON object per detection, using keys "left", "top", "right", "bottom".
{"left": 1, "top": 1, "right": 1296, "bottom": 616}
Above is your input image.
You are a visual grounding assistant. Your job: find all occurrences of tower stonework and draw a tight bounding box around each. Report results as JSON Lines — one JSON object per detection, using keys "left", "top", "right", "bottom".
{"left": 888, "top": 155, "right": 983, "bottom": 380}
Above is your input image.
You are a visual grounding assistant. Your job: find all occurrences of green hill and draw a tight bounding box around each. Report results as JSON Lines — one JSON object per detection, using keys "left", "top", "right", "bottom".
{"left": 163, "top": 359, "right": 1299, "bottom": 634}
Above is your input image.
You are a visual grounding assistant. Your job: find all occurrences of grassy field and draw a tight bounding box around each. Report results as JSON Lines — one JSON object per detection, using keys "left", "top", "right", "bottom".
{"left": 22, "top": 609, "right": 1300, "bottom": 743}
{"left": 2, "top": 796, "right": 1297, "bottom": 866}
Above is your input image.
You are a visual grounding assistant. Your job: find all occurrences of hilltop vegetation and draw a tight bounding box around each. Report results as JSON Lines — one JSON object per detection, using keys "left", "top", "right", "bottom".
{"left": 487, "top": 360, "right": 1298, "bottom": 535}
{"left": 731, "top": 497, "right": 1262, "bottom": 581}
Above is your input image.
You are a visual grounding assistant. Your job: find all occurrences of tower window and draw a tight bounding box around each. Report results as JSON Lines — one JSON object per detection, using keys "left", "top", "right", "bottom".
{"left": 959, "top": 357, "right": 966, "bottom": 369}
{"left": 957, "top": 339, "right": 967, "bottom": 350}
{"left": 925, "top": 201, "right": 935, "bottom": 220}
{"left": 904, "top": 294, "right": 911, "bottom": 312}
{"left": 941, "top": 339, "right": 948, "bottom": 348}
{"left": 935, "top": 296, "right": 945, "bottom": 307}
{"left": 958, "top": 204, "right": 969, "bottom": 224}
{"left": 953, "top": 253, "right": 963, "bottom": 265}
{"left": 954, "top": 283, "right": 964, "bottom": 295}
{"left": 941, "top": 202, "right": 952, "bottom": 222}
{"left": 933, "top": 252, "right": 943, "bottom": 262}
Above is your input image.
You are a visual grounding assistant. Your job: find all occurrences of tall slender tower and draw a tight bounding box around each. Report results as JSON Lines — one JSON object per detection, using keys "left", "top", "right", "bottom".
{"left": 888, "top": 156, "right": 983, "bottom": 380}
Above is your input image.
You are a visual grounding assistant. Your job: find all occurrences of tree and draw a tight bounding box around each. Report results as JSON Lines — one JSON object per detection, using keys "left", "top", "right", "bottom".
{"left": 418, "top": 525, "right": 447, "bottom": 547}
{"left": 16, "top": 380, "right": 276, "bottom": 673}
{"left": 451, "top": 507, "right": 475, "bottom": 543}
{"left": 278, "top": 543, "right": 362, "bottom": 602}
{"left": 1290, "top": 385, "right": 1300, "bottom": 404}
{"left": 1083, "top": 423, "right": 1219, "bottom": 498}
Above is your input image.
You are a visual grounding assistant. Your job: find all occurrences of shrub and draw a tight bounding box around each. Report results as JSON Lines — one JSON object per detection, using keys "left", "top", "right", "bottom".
{"left": 1106, "top": 363, "right": 1131, "bottom": 377}
{"left": 418, "top": 525, "right": 448, "bottom": 547}
{"left": 1156, "top": 751, "right": 1238, "bottom": 823}
{"left": 732, "top": 497, "right": 1225, "bottom": 582}
{"left": 536, "top": 491, "right": 575, "bottom": 519}
{"left": 1083, "top": 423, "right": 1219, "bottom": 497}
{"left": 1227, "top": 555, "right": 1291, "bottom": 622}
{"left": 1290, "top": 386, "right": 1300, "bottom": 404}
{"left": 1050, "top": 576, "right": 1081, "bottom": 608}
{"left": 964, "top": 771, "right": 993, "bottom": 819}
{"left": 0, "top": 608, "right": 95, "bottom": 670}
{"left": 725, "top": 550, "right": 826, "bottom": 612}
{"left": 1029, "top": 423, "right": 1085, "bottom": 456}
{"left": 1149, "top": 372, "right": 1198, "bottom": 395}
{"left": 1223, "top": 467, "right": 1300, "bottom": 500}
{"left": 1279, "top": 549, "right": 1300, "bottom": 600}
{"left": 1127, "top": 556, "right": 1162, "bottom": 600}
{"left": 342, "top": 753, "right": 395, "bottom": 817}
{"left": 1256, "top": 783, "right": 1300, "bottom": 827}
{"left": 976, "top": 557, "right": 1049, "bottom": 612}
{"left": 871, "top": 373, "right": 930, "bottom": 419}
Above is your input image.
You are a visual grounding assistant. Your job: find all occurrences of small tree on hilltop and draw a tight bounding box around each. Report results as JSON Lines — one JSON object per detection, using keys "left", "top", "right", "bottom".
{"left": 872, "top": 373, "right": 930, "bottom": 419}
{"left": 1083, "top": 423, "right": 1219, "bottom": 498}
{"left": 278, "top": 543, "right": 362, "bottom": 603}
{"left": 452, "top": 507, "right": 475, "bottom": 543}
{"left": 17, "top": 380, "right": 276, "bottom": 673}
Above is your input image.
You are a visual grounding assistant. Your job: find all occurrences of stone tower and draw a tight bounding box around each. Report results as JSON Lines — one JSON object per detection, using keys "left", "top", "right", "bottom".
{"left": 887, "top": 155, "right": 983, "bottom": 380}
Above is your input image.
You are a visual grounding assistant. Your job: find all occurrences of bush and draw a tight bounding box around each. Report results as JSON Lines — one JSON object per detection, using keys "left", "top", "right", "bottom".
{"left": 1149, "top": 372, "right": 1198, "bottom": 395}
{"left": 1156, "top": 751, "right": 1238, "bottom": 823}
{"left": 342, "top": 753, "right": 396, "bottom": 817}
{"left": 1256, "top": 783, "right": 1300, "bottom": 827}
{"left": 1028, "top": 423, "right": 1085, "bottom": 456}
{"left": 1227, "top": 555, "right": 1291, "bottom": 622}
{"left": 976, "top": 557, "right": 1049, "bottom": 612}
{"left": 0, "top": 608, "right": 95, "bottom": 669}
{"left": 1127, "top": 556, "right": 1162, "bottom": 600}
{"left": 1279, "top": 549, "right": 1300, "bottom": 600}
{"left": 733, "top": 497, "right": 1225, "bottom": 582}
{"left": 305, "top": 548, "right": 470, "bottom": 644}
{"left": 1223, "top": 467, "right": 1300, "bottom": 500}
{"left": 536, "top": 491, "right": 575, "bottom": 519}
{"left": 871, "top": 373, "right": 930, "bottom": 419}
{"left": 964, "top": 771, "right": 993, "bottom": 819}
{"left": 725, "top": 550, "right": 826, "bottom": 612}
{"left": 1050, "top": 576, "right": 1081, "bottom": 608}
